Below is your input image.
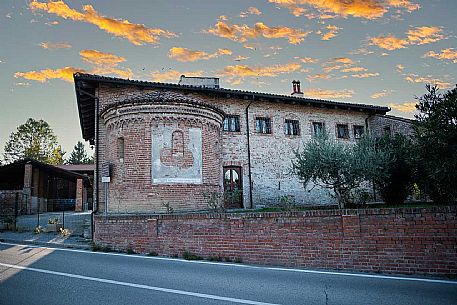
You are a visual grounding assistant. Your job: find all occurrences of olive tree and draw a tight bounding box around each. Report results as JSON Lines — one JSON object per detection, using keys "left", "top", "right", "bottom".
{"left": 292, "top": 132, "right": 390, "bottom": 208}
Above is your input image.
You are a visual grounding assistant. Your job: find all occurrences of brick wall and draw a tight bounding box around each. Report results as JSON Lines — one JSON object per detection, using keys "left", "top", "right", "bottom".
{"left": 96, "top": 85, "right": 376, "bottom": 211}
{"left": 94, "top": 206, "right": 457, "bottom": 277}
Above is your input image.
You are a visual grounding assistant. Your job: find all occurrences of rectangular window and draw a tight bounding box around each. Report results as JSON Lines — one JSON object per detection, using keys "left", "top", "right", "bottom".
{"left": 255, "top": 117, "right": 272, "bottom": 134}
{"left": 336, "top": 124, "right": 350, "bottom": 139}
{"left": 223, "top": 115, "right": 240, "bottom": 132}
{"left": 312, "top": 122, "right": 325, "bottom": 136}
{"left": 284, "top": 119, "right": 300, "bottom": 136}
{"left": 117, "top": 137, "right": 124, "bottom": 161}
{"left": 353, "top": 125, "right": 364, "bottom": 139}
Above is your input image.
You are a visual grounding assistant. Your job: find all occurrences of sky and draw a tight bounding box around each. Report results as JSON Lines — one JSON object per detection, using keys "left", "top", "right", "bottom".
{"left": 0, "top": 0, "right": 456, "bottom": 158}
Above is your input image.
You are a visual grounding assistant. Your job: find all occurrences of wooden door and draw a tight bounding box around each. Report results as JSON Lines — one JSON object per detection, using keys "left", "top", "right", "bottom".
{"left": 223, "top": 166, "right": 243, "bottom": 209}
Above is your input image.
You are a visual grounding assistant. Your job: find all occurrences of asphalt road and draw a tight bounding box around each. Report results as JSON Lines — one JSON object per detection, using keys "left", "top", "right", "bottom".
{"left": 0, "top": 242, "right": 456, "bottom": 305}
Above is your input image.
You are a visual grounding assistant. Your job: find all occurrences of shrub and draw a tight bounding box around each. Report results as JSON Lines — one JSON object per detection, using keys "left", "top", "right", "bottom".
{"left": 48, "top": 217, "right": 59, "bottom": 224}
{"left": 182, "top": 251, "right": 203, "bottom": 260}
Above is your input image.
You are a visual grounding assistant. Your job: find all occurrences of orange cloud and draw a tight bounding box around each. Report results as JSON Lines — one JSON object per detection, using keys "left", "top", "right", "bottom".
{"left": 406, "top": 26, "right": 444, "bottom": 45}
{"left": 369, "top": 26, "right": 445, "bottom": 50}
{"left": 340, "top": 67, "right": 367, "bottom": 73}
{"left": 219, "top": 62, "right": 301, "bottom": 84}
{"left": 404, "top": 73, "right": 450, "bottom": 88}
{"left": 80, "top": 49, "right": 126, "bottom": 66}
{"left": 306, "top": 73, "right": 331, "bottom": 82}
{"left": 240, "top": 6, "right": 262, "bottom": 17}
{"left": 304, "top": 88, "right": 354, "bottom": 99}
{"left": 268, "top": 0, "right": 419, "bottom": 19}
{"left": 234, "top": 55, "right": 249, "bottom": 61}
{"left": 369, "top": 34, "right": 408, "bottom": 50}
{"left": 389, "top": 102, "right": 417, "bottom": 113}
{"left": 351, "top": 72, "right": 379, "bottom": 78}
{"left": 298, "top": 57, "right": 319, "bottom": 63}
{"left": 396, "top": 64, "right": 405, "bottom": 72}
{"left": 14, "top": 67, "right": 84, "bottom": 82}
{"left": 79, "top": 49, "right": 133, "bottom": 79}
{"left": 150, "top": 70, "right": 205, "bottom": 83}
{"left": 168, "top": 47, "right": 232, "bottom": 62}
{"left": 40, "top": 42, "right": 72, "bottom": 49}
{"left": 30, "top": 1, "right": 176, "bottom": 45}
{"left": 321, "top": 25, "right": 341, "bottom": 40}
{"left": 424, "top": 48, "right": 457, "bottom": 63}
{"left": 207, "top": 20, "right": 311, "bottom": 44}
{"left": 371, "top": 89, "right": 392, "bottom": 99}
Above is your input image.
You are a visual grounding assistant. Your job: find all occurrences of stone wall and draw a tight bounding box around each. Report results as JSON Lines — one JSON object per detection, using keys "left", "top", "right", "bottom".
{"left": 368, "top": 114, "right": 414, "bottom": 138}
{"left": 94, "top": 206, "right": 457, "bottom": 277}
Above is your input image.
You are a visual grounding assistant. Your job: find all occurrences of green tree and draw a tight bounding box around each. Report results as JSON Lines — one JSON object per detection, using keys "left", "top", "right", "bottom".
{"left": 292, "top": 132, "right": 390, "bottom": 208}
{"left": 375, "top": 134, "right": 415, "bottom": 205}
{"left": 3, "top": 118, "right": 59, "bottom": 164}
{"left": 67, "top": 141, "right": 93, "bottom": 164}
{"left": 414, "top": 84, "right": 457, "bottom": 203}
{"left": 49, "top": 145, "right": 66, "bottom": 165}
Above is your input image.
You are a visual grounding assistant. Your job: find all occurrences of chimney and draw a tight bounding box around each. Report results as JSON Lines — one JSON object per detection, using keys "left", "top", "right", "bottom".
{"left": 291, "top": 80, "right": 303, "bottom": 97}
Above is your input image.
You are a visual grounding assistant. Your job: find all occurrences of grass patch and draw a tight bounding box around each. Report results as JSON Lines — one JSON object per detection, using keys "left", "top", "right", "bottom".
{"left": 182, "top": 251, "right": 203, "bottom": 260}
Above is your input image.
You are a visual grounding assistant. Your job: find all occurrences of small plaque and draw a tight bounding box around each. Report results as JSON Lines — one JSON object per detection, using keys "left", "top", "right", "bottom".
{"left": 102, "top": 177, "right": 111, "bottom": 183}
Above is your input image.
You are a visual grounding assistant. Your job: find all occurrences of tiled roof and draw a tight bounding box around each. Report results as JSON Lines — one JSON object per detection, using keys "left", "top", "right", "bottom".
{"left": 74, "top": 73, "right": 390, "bottom": 141}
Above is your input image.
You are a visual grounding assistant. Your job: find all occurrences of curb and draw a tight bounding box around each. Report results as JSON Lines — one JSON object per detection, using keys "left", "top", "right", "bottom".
{"left": 0, "top": 238, "right": 91, "bottom": 250}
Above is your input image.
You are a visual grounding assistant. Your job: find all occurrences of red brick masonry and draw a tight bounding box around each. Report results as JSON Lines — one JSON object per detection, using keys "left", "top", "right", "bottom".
{"left": 94, "top": 206, "right": 457, "bottom": 277}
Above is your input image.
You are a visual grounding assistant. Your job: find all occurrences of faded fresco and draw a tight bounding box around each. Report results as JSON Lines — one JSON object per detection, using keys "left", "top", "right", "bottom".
{"left": 151, "top": 125, "right": 202, "bottom": 184}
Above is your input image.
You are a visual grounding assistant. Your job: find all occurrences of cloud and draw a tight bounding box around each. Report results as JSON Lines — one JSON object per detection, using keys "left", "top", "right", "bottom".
{"left": 168, "top": 47, "right": 232, "bottom": 62}
{"left": 29, "top": 1, "right": 176, "bottom": 45}
{"left": 424, "top": 48, "right": 457, "bottom": 63}
{"left": 234, "top": 55, "right": 249, "bottom": 61}
{"left": 40, "top": 42, "right": 72, "bottom": 49}
{"left": 404, "top": 73, "right": 450, "bottom": 88}
{"left": 340, "top": 67, "right": 367, "bottom": 73}
{"left": 369, "top": 26, "right": 445, "bottom": 50}
{"left": 349, "top": 48, "right": 374, "bottom": 55}
{"left": 351, "top": 72, "right": 379, "bottom": 78}
{"left": 79, "top": 49, "right": 133, "bottom": 79}
{"left": 306, "top": 73, "right": 331, "bottom": 82}
{"left": 406, "top": 26, "right": 444, "bottom": 45}
{"left": 15, "top": 49, "right": 133, "bottom": 83}
{"left": 14, "top": 67, "right": 84, "bottom": 82}
{"left": 389, "top": 101, "right": 416, "bottom": 113}
{"left": 268, "top": 0, "right": 419, "bottom": 19}
{"left": 150, "top": 70, "right": 205, "bottom": 83}
{"left": 80, "top": 49, "right": 126, "bottom": 66}
{"left": 321, "top": 25, "right": 341, "bottom": 40}
{"left": 303, "top": 88, "right": 354, "bottom": 99}
{"left": 240, "top": 6, "right": 262, "bottom": 18}
{"left": 207, "top": 19, "right": 311, "bottom": 44}
{"left": 371, "top": 89, "right": 392, "bottom": 99}
{"left": 297, "top": 57, "right": 319, "bottom": 63}
{"left": 219, "top": 62, "right": 301, "bottom": 84}
{"left": 369, "top": 34, "right": 408, "bottom": 50}
{"left": 396, "top": 64, "right": 405, "bottom": 72}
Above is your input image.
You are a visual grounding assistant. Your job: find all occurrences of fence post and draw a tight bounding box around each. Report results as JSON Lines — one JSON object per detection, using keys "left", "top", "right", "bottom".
{"left": 37, "top": 198, "right": 40, "bottom": 228}
{"left": 14, "top": 192, "right": 19, "bottom": 231}
{"left": 62, "top": 206, "right": 65, "bottom": 230}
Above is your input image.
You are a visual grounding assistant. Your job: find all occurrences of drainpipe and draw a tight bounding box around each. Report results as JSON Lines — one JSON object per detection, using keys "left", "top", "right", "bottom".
{"left": 93, "top": 92, "right": 100, "bottom": 240}
{"left": 245, "top": 97, "right": 254, "bottom": 208}
{"left": 365, "top": 113, "right": 377, "bottom": 202}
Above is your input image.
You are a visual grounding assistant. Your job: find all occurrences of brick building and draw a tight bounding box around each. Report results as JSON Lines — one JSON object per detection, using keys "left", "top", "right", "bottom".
{"left": 74, "top": 73, "right": 411, "bottom": 213}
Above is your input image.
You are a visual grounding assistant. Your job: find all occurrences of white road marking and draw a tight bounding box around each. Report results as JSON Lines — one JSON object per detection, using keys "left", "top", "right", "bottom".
{"left": 0, "top": 262, "right": 279, "bottom": 305}
{"left": 1, "top": 241, "right": 456, "bottom": 285}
